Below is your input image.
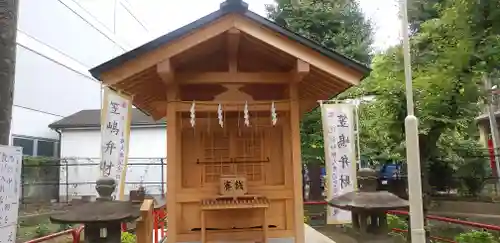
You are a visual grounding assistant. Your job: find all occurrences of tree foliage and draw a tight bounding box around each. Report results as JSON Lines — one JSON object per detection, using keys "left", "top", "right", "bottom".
{"left": 407, "top": 0, "right": 444, "bottom": 32}
{"left": 267, "top": 0, "right": 500, "bottom": 197}
{"left": 345, "top": 0, "right": 500, "bottom": 194}
{"left": 266, "top": 0, "right": 374, "bottom": 163}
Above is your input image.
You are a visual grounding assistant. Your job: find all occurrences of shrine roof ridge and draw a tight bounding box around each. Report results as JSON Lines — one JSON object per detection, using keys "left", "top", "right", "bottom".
{"left": 89, "top": 0, "right": 371, "bottom": 80}
{"left": 48, "top": 109, "right": 166, "bottom": 130}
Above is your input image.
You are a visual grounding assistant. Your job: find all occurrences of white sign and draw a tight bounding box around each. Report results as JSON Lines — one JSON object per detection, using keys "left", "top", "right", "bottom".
{"left": 101, "top": 88, "right": 132, "bottom": 200}
{"left": 321, "top": 104, "right": 357, "bottom": 224}
{"left": 0, "top": 145, "right": 22, "bottom": 243}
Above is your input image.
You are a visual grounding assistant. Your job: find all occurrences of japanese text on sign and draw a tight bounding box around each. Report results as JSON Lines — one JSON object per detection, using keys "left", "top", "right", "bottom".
{"left": 101, "top": 88, "right": 132, "bottom": 200}
{"left": 321, "top": 104, "right": 356, "bottom": 224}
{"left": 0, "top": 146, "right": 22, "bottom": 243}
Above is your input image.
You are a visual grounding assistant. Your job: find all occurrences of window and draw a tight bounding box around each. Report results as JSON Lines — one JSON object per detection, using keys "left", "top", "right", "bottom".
{"left": 12, "top": 136, "right": 58, "bottom": 157}
{"left": 37, "top": 140, "right": 56, "bottom": 157}
{"left": 13, "top": 138, "right": 35, "bottom": 156}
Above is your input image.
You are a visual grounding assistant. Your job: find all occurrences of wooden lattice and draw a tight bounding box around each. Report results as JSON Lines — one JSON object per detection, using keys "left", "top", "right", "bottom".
{"left": 201, "top": 128, "right": 265, "bottom": 184}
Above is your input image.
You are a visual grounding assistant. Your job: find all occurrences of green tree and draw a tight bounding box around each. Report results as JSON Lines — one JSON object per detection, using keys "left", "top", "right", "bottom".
{"left": 267, "top": 0, "right": 373, "bottom": 64}
{"left": 266, "top": 0, "right": 373, "bottom": 162}
{"left": 266, "top": 0, "right": 374, "bottom": 200}
{"left": 340, "top": 2, "right": 500, "bottom": 239}
{"left": 407, "top": 0, "right": 444, "bottom": 32}
{"left": 342, "top": 0, "right": 499, "bottom": 196}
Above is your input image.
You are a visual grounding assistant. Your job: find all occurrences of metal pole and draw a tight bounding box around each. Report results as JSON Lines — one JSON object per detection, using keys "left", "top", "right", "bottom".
{"left": 399, "top": 0, "right": 426, "bottom": 242}
{"left": 65, "top": 159, "right": 69, "bottom": 203}
{"left": 484, "top": 76, "right": 500, "bottom": 180}
{"left": 354, "top": 101, "right": 362, "bottom": 167}
{"left": 161, "top": 158, "right": 165, "bottom": 198}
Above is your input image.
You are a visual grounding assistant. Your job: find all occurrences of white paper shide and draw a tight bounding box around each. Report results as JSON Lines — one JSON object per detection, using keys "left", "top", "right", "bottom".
{"left": 101, "top": 88, "right": 132, "bottom": 199}
{"left": 321, "top": 104, "right": 356, "bottom": 224}
{"left": 0, "top": 145, "right": 22, "bottom": 243}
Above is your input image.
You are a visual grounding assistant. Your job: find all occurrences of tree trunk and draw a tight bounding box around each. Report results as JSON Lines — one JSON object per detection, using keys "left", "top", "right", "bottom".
{"left": 0, "top": 0, "right": 19, "bottom": 145}
{"left": 417, "top": 124, "right": 444, "bottom": 243}
{"left": 307, "top": 162, "right": 323, "bottom": 201}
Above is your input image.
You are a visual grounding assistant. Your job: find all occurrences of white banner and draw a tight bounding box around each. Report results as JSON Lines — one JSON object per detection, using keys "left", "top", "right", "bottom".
{"left": 0, "top": 145, "right": 22, "bottom": 243}
{"left": 321, "top": 104, "right": 357, "bottom": 224}
{"left": 101, "top": 88, "right": 132, "bottom": 200}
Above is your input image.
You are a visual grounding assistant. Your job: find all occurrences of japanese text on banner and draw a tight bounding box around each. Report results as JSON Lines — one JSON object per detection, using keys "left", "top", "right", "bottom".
{"left": 101, "top": 88, "right": 132, "bottom": 200}
{"left": 321, "top": 104, "right": 356, "bottom": 224}
{"left": 0, "top": 145, "right": 22, "bottom": 243}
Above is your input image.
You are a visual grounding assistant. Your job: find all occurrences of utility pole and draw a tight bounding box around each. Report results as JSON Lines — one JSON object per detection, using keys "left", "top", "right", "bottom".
{"left": 484, "top": 76, "right": 500, "bottom": 181}
{"left": 0, "top": 0, "right": 19, "bottom": 145}
{"left": 399, "top": 0, "right": 426, "bottom": 242}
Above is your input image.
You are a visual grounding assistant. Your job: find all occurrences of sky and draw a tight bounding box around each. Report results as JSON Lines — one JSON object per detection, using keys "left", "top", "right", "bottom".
{"left": 125, "top": 0, "right": 401, "bottom": 51}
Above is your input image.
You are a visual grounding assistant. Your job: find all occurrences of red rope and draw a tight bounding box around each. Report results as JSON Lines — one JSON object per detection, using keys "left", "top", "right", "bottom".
{"left": 25, "top": 225, "right": 84, "bottom": 243}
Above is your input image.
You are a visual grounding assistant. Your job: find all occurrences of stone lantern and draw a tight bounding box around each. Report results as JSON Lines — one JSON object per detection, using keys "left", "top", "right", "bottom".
{"left": 328, "top": 168, "right": 409, "bottom": 243}
{"left": 51, "top": 177, "right": 141, "bottom": 243}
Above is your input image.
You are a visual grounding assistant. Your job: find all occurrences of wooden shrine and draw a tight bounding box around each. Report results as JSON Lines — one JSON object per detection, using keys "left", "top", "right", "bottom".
{"left": 89, "top": 0, "right": 369, "bottom": 243}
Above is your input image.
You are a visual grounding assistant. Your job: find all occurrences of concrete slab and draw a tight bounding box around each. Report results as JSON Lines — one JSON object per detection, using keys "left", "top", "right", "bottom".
{"left": 304, "top": 223, "right": 337, "bottom": 243}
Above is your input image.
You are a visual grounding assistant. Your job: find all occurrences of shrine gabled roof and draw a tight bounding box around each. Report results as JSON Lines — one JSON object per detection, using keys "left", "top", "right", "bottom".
{"left": 89, "top": 0, "right": 370, "bottom": 80}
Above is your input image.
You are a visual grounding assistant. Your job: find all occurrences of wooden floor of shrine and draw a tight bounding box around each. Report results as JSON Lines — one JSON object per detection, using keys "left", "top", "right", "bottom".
{"left": 154, "top": 224, "right": 342, "bottom": 243}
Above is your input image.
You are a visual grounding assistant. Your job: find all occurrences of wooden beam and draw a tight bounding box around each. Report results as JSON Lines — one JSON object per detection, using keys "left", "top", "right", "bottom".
{"left": 233, "top": 17, "right": 362, "bottom": 85}
{"left": 288, "top": 82, "right": 305, "bottom": 243}
{"left": 227, "top": 28, "right": 240, "bottom": 73}
{"left": 292, "top": 59, "right": 310, "bottom": 82}
{"left": 157, "top": 59, "right": 174, "bottom": 84}
{"left": 177, "top": 72, "right": 292, "bottom": 84}
{"left": 152, "top": 101, "right": 290, "bottom": 113}
{"left": 166, "top": 85, "right": 178, "bottom": 243}
{"left": 100, "top": 14, "right": 364, "bottom": 86}
{"left": 100, "top": 14, "right": 237, "bottom": 85}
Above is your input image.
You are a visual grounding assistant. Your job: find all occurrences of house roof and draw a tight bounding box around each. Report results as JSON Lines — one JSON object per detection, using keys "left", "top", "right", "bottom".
{"left": 48, "top": 109, "right": 165, "bottom": 130}
{"left": 89, "top": 0, "right": 370, "bottom": 80}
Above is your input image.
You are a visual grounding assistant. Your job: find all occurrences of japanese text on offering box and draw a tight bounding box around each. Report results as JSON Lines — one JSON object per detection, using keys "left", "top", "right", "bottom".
{"left": 101, "top": 88, "right": 132, "bottom": 199}
{"left": 0, "top": 146, "right": 22, "bottom": 243}
{"left": 321, "top": 104, "right": 356, "bottom": 224}
{"left": 220, "top": 176, "right": 247, "bottom": 196}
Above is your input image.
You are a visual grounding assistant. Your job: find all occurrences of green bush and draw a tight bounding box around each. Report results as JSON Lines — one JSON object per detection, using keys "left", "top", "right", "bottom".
{"left": 387, "top": 214, "right": 408, "bottom": 241}
{"left": 455, "top": 230, "right": 499, "bottom": 243}
{"left": 121, "top": 232, "right": 136, "bottom": 243}
{"left": 387, "top": 214, "right": 408, "bottom": 230}
{"left": 58, "top": 223, "right": 74, "bottom": 231}
{"left": 34, "top": 223, "right": 51, "bottom": 237}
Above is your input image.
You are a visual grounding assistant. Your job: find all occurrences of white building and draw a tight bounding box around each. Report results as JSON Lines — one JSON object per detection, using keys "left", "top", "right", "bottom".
{"left": 10, "top": 0, "right": 155, "bottom": 158}
{"left": 49, "top": 109, "right": 166, "bottom": 199}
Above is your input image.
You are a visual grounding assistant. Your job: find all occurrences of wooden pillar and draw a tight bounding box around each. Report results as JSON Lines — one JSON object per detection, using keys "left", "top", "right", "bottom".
{"left": 166, "top": 85, "right": 178, "bottom": 243}
{"left": 289, "top": 82, "right": 305, "bottom": 243}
